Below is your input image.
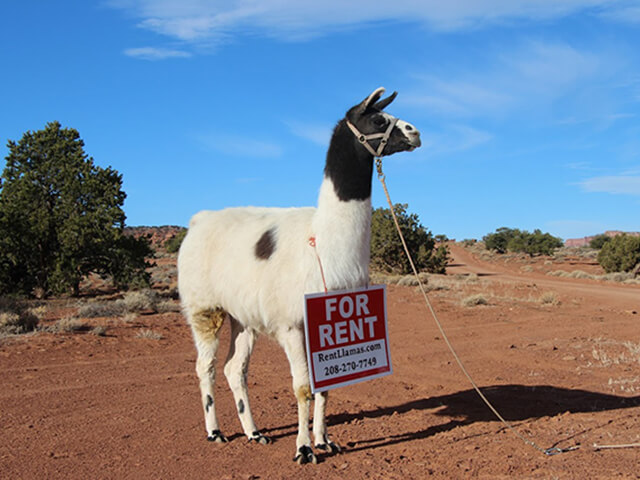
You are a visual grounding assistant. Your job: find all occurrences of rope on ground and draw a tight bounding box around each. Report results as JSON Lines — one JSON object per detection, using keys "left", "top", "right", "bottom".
{"left": 374, "top": 158, "right": 577, "bottom": 456}
{"left": 593, "top": 443, "right": 640, "bottom": 450}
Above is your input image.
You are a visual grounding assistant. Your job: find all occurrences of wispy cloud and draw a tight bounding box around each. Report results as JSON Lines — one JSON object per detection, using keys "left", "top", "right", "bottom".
{"left": 405, "top": 40, "right": 602, "bottom": 120}
{"left": 285, "top": 120, "right": 332, "bottom": 146}
{"left": 194, "top": 132, "right": 283, "bottom": 159}
{"left": 505, "top": 41, "right": 600, "bottom": 94}
{"left": 599, "top": 2, "right": 640, "bottom": 24}
{"left": 580, "top": 175, "right": 640, "bottom": 195}
{"left": 403, "top": 78, "right": 512, "bottom": 118}
{"left": 123, "top": 46, "right": 192, "bottom": 60}
{"left": 420, "top": 124, "right": 493, "bottom": 156}
{"left": 108, "top": 1, "right": 625, "bottom": 48}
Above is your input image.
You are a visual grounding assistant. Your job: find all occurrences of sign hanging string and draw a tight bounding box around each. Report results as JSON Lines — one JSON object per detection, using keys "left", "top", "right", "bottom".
{"left": 309, "top": 236, "right": 328, "bottom": 294}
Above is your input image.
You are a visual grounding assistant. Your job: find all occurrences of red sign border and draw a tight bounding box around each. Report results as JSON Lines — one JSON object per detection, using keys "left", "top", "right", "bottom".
{"left": 304, "top": 284, "right": 392, "bottom": 394}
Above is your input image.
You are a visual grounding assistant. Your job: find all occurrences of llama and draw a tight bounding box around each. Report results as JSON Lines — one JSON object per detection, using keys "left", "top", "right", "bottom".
{"left": 178, "top": 87, "right": 421, "bottom": 464}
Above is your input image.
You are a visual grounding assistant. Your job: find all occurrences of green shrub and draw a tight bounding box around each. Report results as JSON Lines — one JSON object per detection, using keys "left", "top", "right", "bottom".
{"left": 370, "top": 204, "right": 450, "bottom": 274}
{"left": 597, "top": 234, "right": 640, "bottom": 273}
{"left": 165, "top": 230, "right": 187, "bottom": 254}
{"left": 483, "top": 227, "right": 563, "bottom": 256}
{"left": 589, "top": 234, "right": 612, "bottom": 250}
{"left": 483, "top": 227, "right": 515, "bottom": 253}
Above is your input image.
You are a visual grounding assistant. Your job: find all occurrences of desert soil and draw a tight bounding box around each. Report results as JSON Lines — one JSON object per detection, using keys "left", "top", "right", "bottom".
{"left": 1, "top": 244, "right": 639, "bottom": 479}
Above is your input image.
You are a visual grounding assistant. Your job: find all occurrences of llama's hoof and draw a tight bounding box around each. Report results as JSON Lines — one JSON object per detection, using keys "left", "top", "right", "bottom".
{"left": 248, "top": 431, "right": 271, "bottom": 445}
{"left": 207, "top": 430, "right": 228, "bottom": 443}
{"left": 293, "top": 445, "right": 317, "bottom": 465}
{"left": 315, "top": 440, "right": 341, "bottom": 454}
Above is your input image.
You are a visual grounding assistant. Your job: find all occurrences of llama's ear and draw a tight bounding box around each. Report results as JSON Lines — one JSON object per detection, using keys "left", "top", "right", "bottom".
{"left": 373, "top": 91, "right": 397, "bottom": 111}
{"left": 348, "top": 87, "right": 386, "bottom": 118}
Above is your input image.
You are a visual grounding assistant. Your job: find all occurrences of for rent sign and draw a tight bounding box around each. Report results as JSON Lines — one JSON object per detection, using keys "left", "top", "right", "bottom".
{"left": 304, "top": 285, "right": 392, "bottom": 393}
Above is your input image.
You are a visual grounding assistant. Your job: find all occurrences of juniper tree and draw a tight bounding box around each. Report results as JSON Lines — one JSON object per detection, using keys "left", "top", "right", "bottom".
{"left": 370, "top": 203, "right": 450, "bottom": 274}
{"left": 0, "top": 121, "right": 153, "bottom": 296}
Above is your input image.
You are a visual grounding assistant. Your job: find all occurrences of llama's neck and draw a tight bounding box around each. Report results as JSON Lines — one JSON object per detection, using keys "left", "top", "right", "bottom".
{"left": 313, "top": 178, "right": 373, "bottom": 245}
{"left": 312, "top": 157, "right": 373, "bottom": 290}
{"left": 309, "top": 120, "right": 375, "bottom": 290}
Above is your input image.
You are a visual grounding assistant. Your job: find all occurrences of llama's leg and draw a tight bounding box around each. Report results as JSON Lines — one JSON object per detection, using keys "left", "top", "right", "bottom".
{"left": 313, "top": 391, "right": 341, "bottom": 453}
{"left": 277, "top": 327, "right": 316, "bottom": 464}
{"left": 223, "top": 318, "right": 270, "bottom": 445}
{"left": 190, "top": 308, "right": 227, "bottom": 442}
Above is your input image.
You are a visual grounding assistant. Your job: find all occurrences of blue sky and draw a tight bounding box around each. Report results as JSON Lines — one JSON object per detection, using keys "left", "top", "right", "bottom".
{"left": 1, "top": 1, "right": 639, "bottom": 241}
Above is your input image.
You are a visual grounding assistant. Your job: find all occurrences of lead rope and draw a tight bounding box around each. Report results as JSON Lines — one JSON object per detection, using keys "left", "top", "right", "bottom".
{"left": 374, "top": 158, "right": 577, "bottom": 456}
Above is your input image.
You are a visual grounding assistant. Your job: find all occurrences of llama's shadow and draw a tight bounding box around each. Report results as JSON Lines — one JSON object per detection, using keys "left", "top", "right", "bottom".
{"left": 329, "top": 385, "right": 639, "bottom": 453}
{"left": 263, "top": 385, "right": 639, "bottom": 454}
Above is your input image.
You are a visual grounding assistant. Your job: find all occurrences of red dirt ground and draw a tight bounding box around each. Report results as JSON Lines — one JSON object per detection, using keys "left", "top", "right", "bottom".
{"left": 2, "top": 244, "right": 639, "bottom": 479}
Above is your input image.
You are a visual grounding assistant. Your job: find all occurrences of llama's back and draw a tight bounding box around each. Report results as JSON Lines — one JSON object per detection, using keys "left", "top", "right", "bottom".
{"left": 178, "top": 206, "right": 319, "bottom": 333}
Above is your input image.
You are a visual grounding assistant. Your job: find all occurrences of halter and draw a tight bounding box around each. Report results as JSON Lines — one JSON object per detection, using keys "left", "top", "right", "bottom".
{"left": 346, "top": 116, "right": 398, "bottom": 158}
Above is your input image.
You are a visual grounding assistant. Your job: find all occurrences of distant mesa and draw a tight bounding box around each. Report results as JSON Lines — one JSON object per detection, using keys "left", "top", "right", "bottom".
{"left": 564, "top": 231, "right": 640, "bottom": 247}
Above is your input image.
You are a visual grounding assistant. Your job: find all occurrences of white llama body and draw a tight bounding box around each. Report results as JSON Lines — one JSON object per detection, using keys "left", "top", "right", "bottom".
{"left": 179, "top": 178, "right": 371, "bottom": 335}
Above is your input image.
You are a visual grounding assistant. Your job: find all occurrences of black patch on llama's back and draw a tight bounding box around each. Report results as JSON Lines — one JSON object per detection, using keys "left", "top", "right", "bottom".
{"left": 255, "top": 227, "right": 277, "bottom": 260}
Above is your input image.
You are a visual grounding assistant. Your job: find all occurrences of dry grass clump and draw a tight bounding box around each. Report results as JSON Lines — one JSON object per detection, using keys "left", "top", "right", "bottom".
{"left": 369, "top": 272, "right": 454, "bottom": 292}
{"left": 78, "top": 289, "right": 170, "bottom": 320}
{"left": 602, "top": 272, "right": 634, "bottom": 283}
{"left": 136, "top": 328, "right": 163, "bottom": 340}
{"left": 622, "top": 341, "right": 640, "bottom": 361}
{"left": 462, "top": 294, "right": 488, "bottom": 307}
{"left": 591, "top": 338, "right": 640, "bottom": 368}
{"left": 0, "top": 297, "right": 40, "bottom": 336}
{"left": 90, "top": 325, "right": 107, "bottom": 336}
{"left": 451, "top": 273, "right": 479, "bottom": 284}
{"left": 369, "top": 272, "right": 402, "bottom": 285}
{"left": 539, "top": 291, "right": 560, "bottom": 306}
{"left": 156, "top": 300, "right": 181, "bottom": 313}
{"left": 47, "top": 316, "right": 88, "bottom": 333}
{"left": 122, "top": 312, "right": 138, "bottom": 323}
{"left": 548, "top": 270, "right": 594, "bottom": 280}
{"left": 553, "top": 246, "right": 599, "bottom": 261}
{"left": 78, "top": 301, "right": 125, "bottom": 318}
{"left": 30, "top": 305, "right": 47, "bottom": 318}
{"left": 397, "top": 274, "right": 426, "bottom": 287}
{"left": 151, "top": 265, "right": 178, "bottom": 286}
{"left": 370, "top": 272, "right": 429, "bottom": 286}
{"left": 121, "top": 289, "right": 159, "bottom": 312}
{"left": 0, "top": 311, "right": 39, "bottom": 336}
{"left": 548, "top": 270, "right": 639, "bottom": 284}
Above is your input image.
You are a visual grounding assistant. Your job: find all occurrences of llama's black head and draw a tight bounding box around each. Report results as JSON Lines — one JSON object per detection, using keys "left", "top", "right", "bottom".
{"left": 345, "top": 87, "right": 421, "bottom": 157}
{"left": 324, "top": 88, "right": 421, "bottom": 202}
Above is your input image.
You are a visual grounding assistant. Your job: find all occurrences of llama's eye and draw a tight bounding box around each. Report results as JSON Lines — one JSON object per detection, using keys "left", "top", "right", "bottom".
{"left": 373, "top": 116, "right": 387, "bottom": 127}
